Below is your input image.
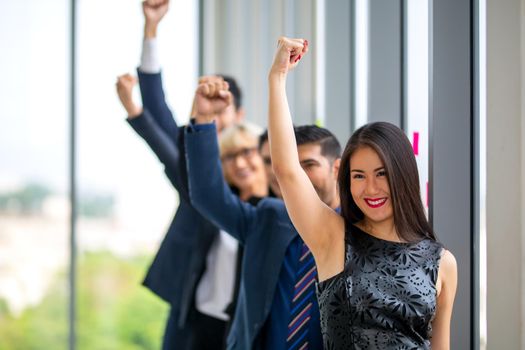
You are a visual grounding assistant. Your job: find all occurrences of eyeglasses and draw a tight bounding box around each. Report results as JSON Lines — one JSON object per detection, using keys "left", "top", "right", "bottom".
{"left": 221, "top": 147, "right": 258, "bottom": 164}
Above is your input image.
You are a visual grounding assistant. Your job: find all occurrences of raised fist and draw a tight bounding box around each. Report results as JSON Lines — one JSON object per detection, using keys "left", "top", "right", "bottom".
{"left": 190, "top": 75, "right": 226, "bottom": 117}
{"left": 193, "top": 79, "right": 233, "bottom": 124}
{"left": 116, "top": 74, "right": 142, "bottom": 117}
{"left": 270, "top": 37, "right": 309, "bottom": 76}
{"left": 142, "top": 0, "right": 169, "bottom": 26}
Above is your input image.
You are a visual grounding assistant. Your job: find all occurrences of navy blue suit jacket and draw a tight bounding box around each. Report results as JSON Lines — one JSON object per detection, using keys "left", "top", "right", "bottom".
{"left": 185, "top": 124, "right": 301, "bottom": 350}
{"left": 127, "top": 71, "right": 219, "bottom": 328}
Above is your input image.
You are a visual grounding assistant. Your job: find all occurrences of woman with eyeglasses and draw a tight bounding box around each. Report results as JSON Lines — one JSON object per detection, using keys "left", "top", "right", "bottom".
{"left": 219, "top": 122, "right": 268, "bottom": 202}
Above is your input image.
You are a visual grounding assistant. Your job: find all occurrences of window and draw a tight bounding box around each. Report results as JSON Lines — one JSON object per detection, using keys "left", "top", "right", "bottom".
{"left": 0, "top": 0, "right": 199, "bottom": 348}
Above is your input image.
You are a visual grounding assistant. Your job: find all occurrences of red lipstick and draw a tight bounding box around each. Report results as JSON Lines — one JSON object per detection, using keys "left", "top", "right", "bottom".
{"left": 364, "top": 197, "right": 387, "bottom": 209}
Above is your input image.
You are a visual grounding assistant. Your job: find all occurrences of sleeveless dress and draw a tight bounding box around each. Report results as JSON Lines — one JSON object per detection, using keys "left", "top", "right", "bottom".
{"left": 316, "top": 225, "right": 443, "bottom": 349}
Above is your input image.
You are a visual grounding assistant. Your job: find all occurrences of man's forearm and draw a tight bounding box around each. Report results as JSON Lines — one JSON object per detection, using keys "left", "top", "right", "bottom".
{"left": 144, "top": 20, "right": 158, "bottom": 39}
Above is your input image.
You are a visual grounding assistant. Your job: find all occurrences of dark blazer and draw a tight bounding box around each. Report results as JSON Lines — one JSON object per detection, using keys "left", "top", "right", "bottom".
{"left": 127, "top": 71, "right": 219, "bottom": 330}
{"left": 185, "top": 124, "right": 301, "bottom": 350}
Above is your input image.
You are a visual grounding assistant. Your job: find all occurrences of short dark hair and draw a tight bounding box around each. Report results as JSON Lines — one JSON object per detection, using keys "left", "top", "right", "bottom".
{"left": 294, "top": 125, "right": 341, "bottom": 160}
{"left": 259, "top": 125, "right": 341, "bottom": 161}
{"left": 218, "top": 75, "right": 242, "bottom": 110}
{"left": 338, "top": 121, "right": 436, "bottom": 243}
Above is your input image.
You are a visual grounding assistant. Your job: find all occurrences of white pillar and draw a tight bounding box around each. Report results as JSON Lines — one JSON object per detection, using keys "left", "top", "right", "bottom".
{"left": 486, "top": 0, "right": 524, "bottom": 347}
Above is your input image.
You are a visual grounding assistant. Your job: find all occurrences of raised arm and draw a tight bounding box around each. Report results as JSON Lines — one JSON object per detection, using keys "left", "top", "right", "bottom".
{"left": 185, "top": 123, "right": 256, "bottom": 244}
{"left": 137, "top": 0, "right": 179, "bottom": 141}
{"left": 268, "top": 37, "right": 345, "bottom": 280}
{"left": 185, "top": 80, "right": 256, "bottom": 243}
{"left": 116, "top": 74, "right": 185, "bottom": 192}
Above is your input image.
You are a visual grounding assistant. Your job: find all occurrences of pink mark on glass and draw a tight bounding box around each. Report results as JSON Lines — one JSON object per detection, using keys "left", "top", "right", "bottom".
{"left": 412, "top": 131, "right": 419, "bottom": 156}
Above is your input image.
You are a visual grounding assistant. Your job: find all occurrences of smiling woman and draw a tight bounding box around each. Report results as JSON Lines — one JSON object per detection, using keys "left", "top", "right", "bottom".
{"left": 219, "top": 122, "right": 268, "bottom": 201}
{"left": 319, "top": 122, "right": 457, "bottom": 349}
{"left": 340, "top": 122, "right": 434, "bottom": 244}
{"left": 268, "top": 37, "right": 458, "bottom": 349}
{"left": 349, "top": 146, "right": 393, "bottom": 225}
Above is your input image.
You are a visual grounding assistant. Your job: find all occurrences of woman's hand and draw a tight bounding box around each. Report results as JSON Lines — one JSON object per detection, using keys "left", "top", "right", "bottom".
{"left": 269, "top": 37, "right": 309, "bottom": 78}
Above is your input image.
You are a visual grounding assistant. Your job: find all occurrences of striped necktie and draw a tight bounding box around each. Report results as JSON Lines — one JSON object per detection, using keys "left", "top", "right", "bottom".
{"left": 287, "top": 242, "right": 317, "bottom": 350}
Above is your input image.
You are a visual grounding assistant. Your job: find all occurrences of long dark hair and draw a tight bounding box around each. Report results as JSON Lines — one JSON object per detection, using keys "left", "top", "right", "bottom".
{"left": 338, "top": 122, "right": 436, "bottom": 242}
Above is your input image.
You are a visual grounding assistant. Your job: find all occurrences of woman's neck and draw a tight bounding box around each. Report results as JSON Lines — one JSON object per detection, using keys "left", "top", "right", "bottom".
{"left": 357, "top": 218, "right": 402, "bottom": 242}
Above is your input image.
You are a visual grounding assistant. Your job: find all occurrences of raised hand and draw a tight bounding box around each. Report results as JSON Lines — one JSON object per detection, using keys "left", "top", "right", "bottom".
{"left": 143, "top": 0, "right": 169, "bottom": 38}
{"left": 116, "top": 74, "right": 142, "bottom": 118}
{"left": 190, "top": 75, "right": 225, "bottom": 117}
{"left": 193, "top": 79, "right": 233, "bottom": 124}
{"left": 269, "top": 37, "right": 309, "bottom": 76}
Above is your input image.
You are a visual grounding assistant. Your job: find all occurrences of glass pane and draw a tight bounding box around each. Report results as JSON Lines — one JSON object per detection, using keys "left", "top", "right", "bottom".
{"left": 0, "top": 1, "right": 69, "bottom": 349}
{"left": 354, "top": 0, "right": 369, "bottom": 130}
{"left": 406, "top": 0, "right": 429, "bottom": 211}
{"left": 76, "top": 0, "right": 198, "bottom": 348}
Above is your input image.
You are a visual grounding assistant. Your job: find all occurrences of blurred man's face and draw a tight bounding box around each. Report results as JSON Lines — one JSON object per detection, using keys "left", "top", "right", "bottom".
{"left": 260, "top": 140, "right": 340, "bottom": 206}
{"left": 260, "top": 140, "right": 282, "bottom": 198}
{"left": 297, "top": 143, "right": 340, "bottom": 209}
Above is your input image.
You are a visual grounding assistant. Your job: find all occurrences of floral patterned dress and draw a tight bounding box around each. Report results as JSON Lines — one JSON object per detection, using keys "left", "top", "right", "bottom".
{"left": 316, "top": 224, "right": 443, "bottom": 349}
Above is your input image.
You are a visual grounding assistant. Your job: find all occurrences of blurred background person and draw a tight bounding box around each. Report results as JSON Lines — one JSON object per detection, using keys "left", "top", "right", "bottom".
{"left": 114, "top": 1, "right": 251, "bottom": 348}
